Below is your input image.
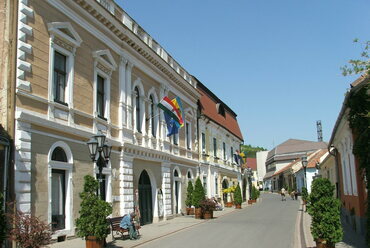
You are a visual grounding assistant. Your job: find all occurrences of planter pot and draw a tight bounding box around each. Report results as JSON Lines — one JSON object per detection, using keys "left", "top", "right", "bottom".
{"left": 315, "top": 239, "right": 335, "bottom": 248}
{"left": 186, "top": 207, "right": 194, "bottom": 215}
{"left": 203, "top": 210, "right": 213, "bottom": 219}
{"left": 225, "top": 202, "right": 233, "bottom": 207}
{"left": 85, "top": 236, "right": 104, "bottom": 248}
{"left": 194, "top": 207, "right": 202, "bottom": 219}
{"left": 235, "top": 203, "right": 242, "bottom": 209}
{"left": 248, "top": 200, "right": 256, "bottom": 204}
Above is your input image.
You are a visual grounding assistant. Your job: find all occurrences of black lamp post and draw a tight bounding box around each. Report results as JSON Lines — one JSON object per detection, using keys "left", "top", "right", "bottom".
{"left": 301, "top": 154, "right": 308, "bottom": 190}
{"left": 87, "top": 132, "right": 112, "bottom": 200}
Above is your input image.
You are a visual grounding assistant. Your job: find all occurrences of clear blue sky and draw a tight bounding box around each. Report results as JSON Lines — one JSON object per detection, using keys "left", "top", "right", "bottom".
{"left": 118, "top": 0, "right": 370, "bottom": 150}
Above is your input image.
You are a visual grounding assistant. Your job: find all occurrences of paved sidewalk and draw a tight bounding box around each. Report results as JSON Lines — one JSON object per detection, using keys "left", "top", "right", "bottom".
{"left": 50, "top": 202, "right": 250, "bottom": 248}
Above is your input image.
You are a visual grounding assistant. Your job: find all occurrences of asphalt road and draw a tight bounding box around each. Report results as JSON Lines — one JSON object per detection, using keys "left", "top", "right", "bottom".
{"left": 139, "top": 193, "right": 300, "bottom": 248}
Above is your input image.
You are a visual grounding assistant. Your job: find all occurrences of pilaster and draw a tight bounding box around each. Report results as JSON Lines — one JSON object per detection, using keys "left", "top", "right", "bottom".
{"left": 119, "top": 152, "right": 134, "bottom": 216}
{"left": 126, "top": 62, "right": 133, "bottom": 130}
{"left": 118, "top": 56, "right": 128, "bottom": 139}
{"left": 161, "top": 163, "right": 172, "bottom": 218}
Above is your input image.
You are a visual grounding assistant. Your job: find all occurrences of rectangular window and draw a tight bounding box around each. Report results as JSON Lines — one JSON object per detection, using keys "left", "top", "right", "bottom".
{"left": 97, "top": 75, "right": 105, "bottom": 118}
{"left": 51, "top": 169, "right": 66, "bottom": 231}
{"left": 213, "top": 138, "right": 217, "bottom": 157}
{"left": 231, "top": 147, "right": 234, "bottom": 162}
{"left": 54, "top": 52, "right": 67, "bottom": 104}
{"left": 203, "top": 176, "right": 207, "bottom": 195}
{"left": 215, "top": 177, "right": 218, "bottom": 195}
{"left": 223, "top": 142, "right": 226, "bottom": 160}
{"left": 202, "top": 133, "right": 206, "bottom": 153}
{"left": 173, "top": 133, "right": 178, "bottom": 145}
{"left": 96, "top": 174, "right": 106, "bottom": 201}
{"left": 186, "top": 123, "right": 190, "bottom": 149}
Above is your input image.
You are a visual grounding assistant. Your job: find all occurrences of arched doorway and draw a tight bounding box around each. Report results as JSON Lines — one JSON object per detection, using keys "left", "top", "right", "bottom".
{"left": 242, "top": 178, "right": 247, "bottom": 201}
{"left": 173, "top": 169, "right": 181, "bottom": 214}
{"left": 138, "top": 170, "right": 153, "bottom": 225}
{"left": 222, "top": 179, "right": 229, "bottom": 204}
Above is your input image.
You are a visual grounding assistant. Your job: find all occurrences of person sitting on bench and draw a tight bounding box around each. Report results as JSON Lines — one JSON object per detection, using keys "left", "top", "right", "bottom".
{"left": 120, "top": 212, "right": 138, "bottom": 240}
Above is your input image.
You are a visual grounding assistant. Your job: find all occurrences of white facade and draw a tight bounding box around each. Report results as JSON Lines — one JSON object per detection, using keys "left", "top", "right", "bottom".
{"left": 256, "top": 151, "right": 268, "bottom": 183}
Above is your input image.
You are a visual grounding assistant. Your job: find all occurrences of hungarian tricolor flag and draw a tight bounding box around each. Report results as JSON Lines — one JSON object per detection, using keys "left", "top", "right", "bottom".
{"left": 158, "top": 96, "right": 184, "bottom": 125}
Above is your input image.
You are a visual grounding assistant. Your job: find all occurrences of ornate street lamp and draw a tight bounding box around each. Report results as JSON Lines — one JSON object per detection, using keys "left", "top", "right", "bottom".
{"left": 301, "top": 154, "right": 308, "bottom": 190}
{"left": 87, "top": 131, "right": 112, "bottom": 200}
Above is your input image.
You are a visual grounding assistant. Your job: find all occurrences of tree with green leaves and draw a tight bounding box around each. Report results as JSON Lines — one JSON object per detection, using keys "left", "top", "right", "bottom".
{"left": 301, "top": 187, "right": 308, "bottom": 202}
{"left": 240, "top": 144, "right": 267, "bottom": 158}
{"left": 192, "top": 177, "right": 205, "bottom": 208}
{"left": 341, "top": 39, "right": 370, "bottom": 76}
{"left": 75, "top": 175, "right": 112, "bottom": 240}
{"left": 185, "top": 181, "right": 194, "bottom": 207}
{"left": 234, "top": 184, "right": 242, "bottom": 205}
{"left": 308, "top": 178, "right": 342, "bottom": 246}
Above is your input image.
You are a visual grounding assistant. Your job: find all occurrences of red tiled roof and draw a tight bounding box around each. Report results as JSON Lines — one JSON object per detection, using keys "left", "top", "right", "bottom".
{"left": 196, "top": 83, "right": 243, "bottom": 141}
{"left": 246, "top": 158, "right": 257, "bottom": 171}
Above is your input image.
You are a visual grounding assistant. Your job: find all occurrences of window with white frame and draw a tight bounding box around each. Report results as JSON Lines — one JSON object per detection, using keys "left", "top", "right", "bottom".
{"left": 149, "top": 95, "right": 156, "bottom": 137}
{"left": 215, "top": 176, "right": 218, "bottom": 195}
{"left": 202, "top": 133, "right": 206, "bottom": 153}
{"left": 134, "top": 87, "right": 141, "bottom": 133}
{"left": 92, "top": 50, "right": 117, "bottom": 122}
{"left": 186, "top": 122, "right": 191, "bottom": 150}
{"left": 230, "top": 147, "right": 234, "bottom": 162}
{"left": 223, "top": 142, "right": 226, "bottom": 160}
{"left": 96, "top": 75, "right": 106, "bottom": 119}
{"left": 47, "top": 22, "right": 82, "bottom": 108}
{"left": 173, "top": 132, "right": 178, "bottom": 146}
{"left": 48, "top": 142, "right": 73, "bottom": 234}
{"left": 203, "top": 175, "right": 207, "bottom": 195}
{"left": 213, "top": 138, "right": 217, "bottom": 158}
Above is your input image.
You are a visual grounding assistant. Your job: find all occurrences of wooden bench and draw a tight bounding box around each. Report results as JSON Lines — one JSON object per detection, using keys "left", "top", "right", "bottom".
{"left": 108, "top": 215, "right": 141, "bottom": 240}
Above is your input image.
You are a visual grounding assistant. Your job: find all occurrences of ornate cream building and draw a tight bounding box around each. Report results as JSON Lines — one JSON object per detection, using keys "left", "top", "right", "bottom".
{"left": 0, "top": 0, "right": 244, "bottom": 241}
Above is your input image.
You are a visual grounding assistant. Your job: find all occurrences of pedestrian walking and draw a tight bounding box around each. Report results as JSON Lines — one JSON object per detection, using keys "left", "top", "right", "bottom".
{"left": 290, "top": 190, "right": 295, "bottom": 200}
{"left": 294, "top": 190, "right": 298, "bottom": 200}
{"left": 281, "top": 187, "right": 286, "bottom": 201}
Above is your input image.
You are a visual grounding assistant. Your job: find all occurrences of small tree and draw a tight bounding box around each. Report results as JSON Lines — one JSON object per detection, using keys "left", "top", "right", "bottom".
{"left": 192, "top": 177, "right": 205, "bottom": 208}
{"left": 8, "top": 210, "right": 53, "bottom": 248}
{"left": 251, "top": 186, "right": 259, "bottom": 200}
{"left": 75, "top": 175, "right": 112, "bottom": 240}
{"left": 234, "top": 184, "right": 242, "bottom": 205}
{"left": 185, "top": 181, "right": 194, "bottom": 207}
{"left": 308, "top": 178, "right": 343, "bottom": 245}
{"left": 0, "top": 193, "right": 7, "bottom": 245}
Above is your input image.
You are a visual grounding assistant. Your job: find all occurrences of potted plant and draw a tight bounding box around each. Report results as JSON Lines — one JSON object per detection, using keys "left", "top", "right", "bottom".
{"left": 234, "top": 184, "right": 242, "bottom": 209}
{"left": 192, "top": 177, "right": 205, "bottom": 219}
{"left": 307, "top": 178, "right": 343, "bottom": 248}
{"left": 249, "top": 186, "right": 258, "bottom": 204}
{"left": 185, "top": 181, "right": 194, "bottom": 215}
{"left": 200, "top": 198, "right": 216, "bottom": 219}
{"left": 76, "top": 175, "right": 112, "bottom": 248}
{"left": 222, "top": 185, "right": 237, "bottom": 207}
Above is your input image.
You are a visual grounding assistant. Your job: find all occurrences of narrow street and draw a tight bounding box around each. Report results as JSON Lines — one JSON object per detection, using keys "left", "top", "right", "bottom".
{"left": 139, "top": 193, "right": 300, "bottom": 248}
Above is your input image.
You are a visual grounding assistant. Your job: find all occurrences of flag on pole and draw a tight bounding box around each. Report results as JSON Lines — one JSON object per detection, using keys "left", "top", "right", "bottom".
{"left": 158, "top": 96, "right": 183, "bottom": 125}
{"left": 171, "top": 96, "right": 184, "bottom": 127}
{"left": 164, "top": 112, "right": 180, "bottom": 136}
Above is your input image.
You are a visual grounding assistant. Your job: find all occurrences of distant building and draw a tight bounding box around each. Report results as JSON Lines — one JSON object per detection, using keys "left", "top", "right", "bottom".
{"left": 263, "top": 139, "right": 327, "bottom": 191}
{"left": 256, "top": 151, "right": 268, "bottom": 188}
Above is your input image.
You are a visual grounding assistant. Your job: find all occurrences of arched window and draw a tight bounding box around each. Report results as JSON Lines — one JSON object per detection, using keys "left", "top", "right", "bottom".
{"left": 150, "top": 95, "right": 156, "bottom": 137}
{"left": 174, "top": 170, "right": 179, "bottom": 177}
{"left": 51, "top": 147, "right": 68, "bottom": 162}
{"left": 135, "top": 87, "right": 141, "bottom": 132}
{"left": 187, "top": 171, "right": 191, "bottom": 179}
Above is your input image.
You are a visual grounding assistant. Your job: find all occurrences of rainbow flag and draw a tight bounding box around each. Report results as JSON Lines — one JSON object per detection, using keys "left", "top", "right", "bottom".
{"left": 158, "top": 96, "right": 183, "bottom": 124}
{"left": 171, "top": 96, "right": 184, "bottom": 127}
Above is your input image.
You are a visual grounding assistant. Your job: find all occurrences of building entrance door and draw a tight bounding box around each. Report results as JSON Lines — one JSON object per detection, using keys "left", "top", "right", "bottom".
{"left": 138, "top": 170, "right": 153, "bottom": 225}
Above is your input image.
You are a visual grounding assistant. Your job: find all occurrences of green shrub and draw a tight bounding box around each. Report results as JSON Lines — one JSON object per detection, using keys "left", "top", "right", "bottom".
{"left": 192, "top": 177, "right": 205, "bottom": 208}
{"left": 234, "top": 184, "right": 242, "bottom": 205}
{"left": 308, "top": 178, "right": 343, "bottom": 245}
{"left": 75, "top": 175, "right": 112, "bottom": 240}
{"left": 251, "top": 186, "right": 259, "bottom": 200}
{"left": 185, "top": 181, "right": 194, "bottom": 207}
{"left": 301, "top": 187, "right": 308, "bottom": 202}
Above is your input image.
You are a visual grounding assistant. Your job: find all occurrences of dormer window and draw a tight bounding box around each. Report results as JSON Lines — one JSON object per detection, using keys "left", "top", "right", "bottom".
{"left": 216, "top": 103, "right": 225, "bottom": 117}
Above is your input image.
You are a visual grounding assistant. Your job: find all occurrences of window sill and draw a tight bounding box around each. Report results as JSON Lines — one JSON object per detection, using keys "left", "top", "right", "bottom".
{"left": 98, "top": 115, "right": 107, "bottom": 121}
